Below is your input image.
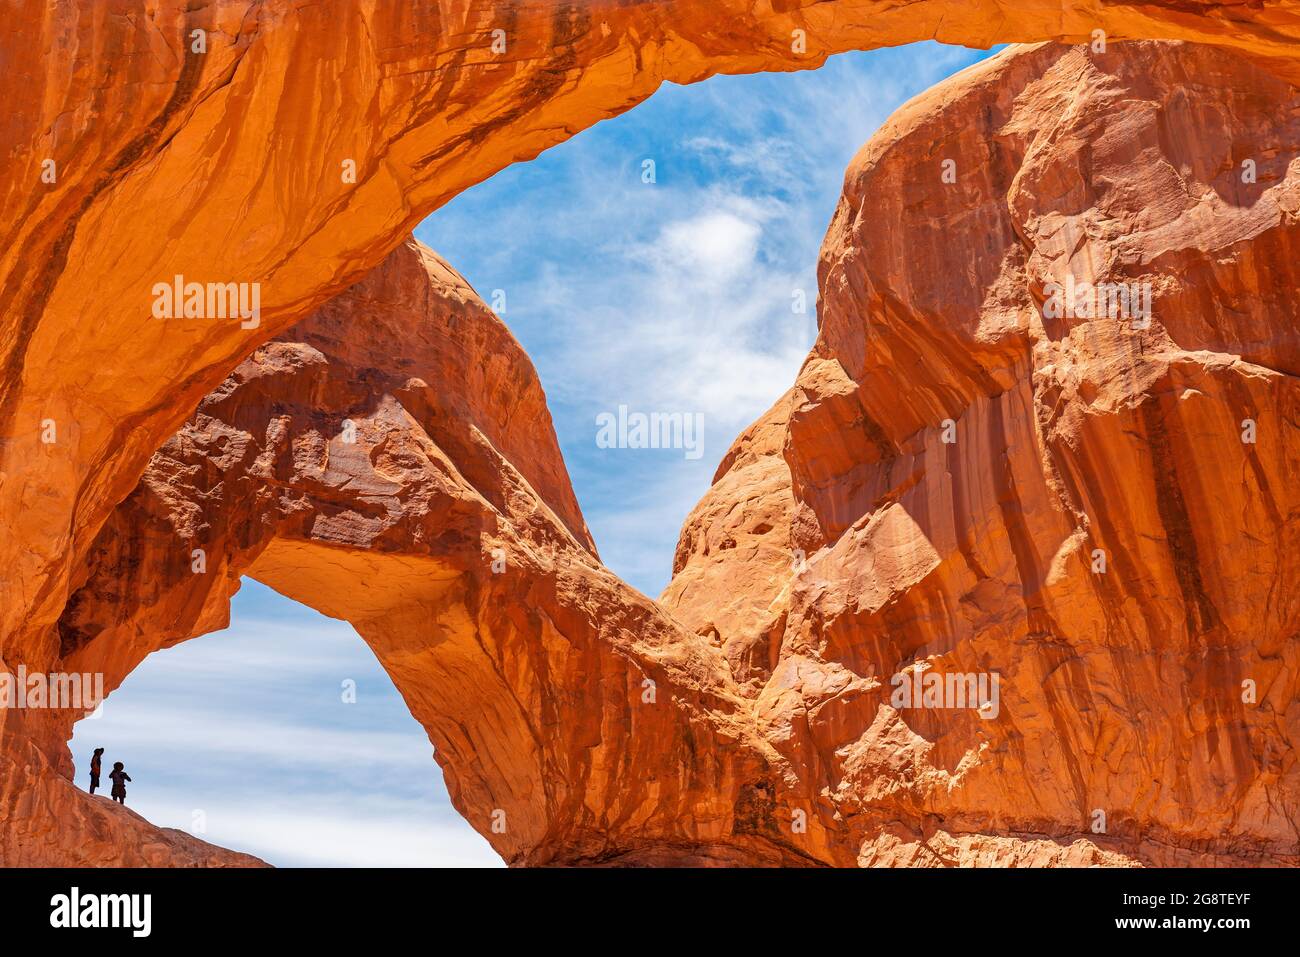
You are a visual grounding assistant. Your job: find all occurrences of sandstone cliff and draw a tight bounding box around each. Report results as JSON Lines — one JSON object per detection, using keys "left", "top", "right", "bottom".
{"left": 7, "top": 0, "right": 1300, "bottom": 690}
{"left": 3, "top": 1, "right": 1300, "bottom": 867}
{"left": 44, "top": 238, "right": 802, "bottom": 866}
{"left": 666, "top": 40, "right": 1300, "bottom": 866}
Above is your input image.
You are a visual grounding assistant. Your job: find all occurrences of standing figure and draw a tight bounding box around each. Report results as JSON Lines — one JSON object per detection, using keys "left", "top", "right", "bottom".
{"left": 88, "top": 748, "right": 104, "bottom": 795}
{"left": 108, "top": 761, "right": 132, "bottom": 806}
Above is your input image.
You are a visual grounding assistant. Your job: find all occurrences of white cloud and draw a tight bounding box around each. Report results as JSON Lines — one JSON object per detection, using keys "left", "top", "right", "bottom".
{"left": 657, "top": 209, "right": 762, "bottom": 278}
{"left": 230, "top": 808, "right": 500, "bottom": 868}
{"left": 419, "top": 44, "right": 997, "bottom": 595}
{"left": 83, "top": 704, "right": 435, "bottom": 770}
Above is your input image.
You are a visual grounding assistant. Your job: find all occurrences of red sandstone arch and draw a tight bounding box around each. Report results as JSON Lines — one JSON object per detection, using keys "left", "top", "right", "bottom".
{"left": 6, "top": 0, "right": 1300, "bottom": 662}
{"left": 3, "top": 2, "right": 1300, "bottom": 866}
{"left": 47, "top": 238, "right": 802, "bottom": 866}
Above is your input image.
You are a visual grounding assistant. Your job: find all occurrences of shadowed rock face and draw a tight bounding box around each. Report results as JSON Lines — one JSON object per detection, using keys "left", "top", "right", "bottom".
{"left": 30, "top": 40, "right": 1300, "bottom": 869}
{"left": 3, "top": 3, "right": 1300, "bottom": 867}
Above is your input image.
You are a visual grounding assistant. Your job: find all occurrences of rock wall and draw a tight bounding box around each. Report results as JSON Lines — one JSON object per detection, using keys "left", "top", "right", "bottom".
{"left": 667, "top": 40, "right": 1300, "bottom": 866}
{"left": 3, "top": 2, "right": 1300, "bottom": 867}
{"left": 6, "top": 0, "right": 1300, "bottom": 688}
{"left": 39, "top": 238, "right": 801, "bottom": 866}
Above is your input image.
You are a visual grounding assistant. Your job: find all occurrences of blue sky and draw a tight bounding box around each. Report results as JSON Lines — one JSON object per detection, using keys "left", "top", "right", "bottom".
{"left": 418, "top": 42, "right": 995, "bottom": 595}
{"left": 72, "top": 42, "right": 996, "bottom": 866}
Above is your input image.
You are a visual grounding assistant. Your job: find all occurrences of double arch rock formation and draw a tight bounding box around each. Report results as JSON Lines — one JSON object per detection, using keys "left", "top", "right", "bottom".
{"left": 2, "top": 1, "right": 1299, "bottom": 865}
{"left": 55, "top": 238, "right": 793, "bottom": 866}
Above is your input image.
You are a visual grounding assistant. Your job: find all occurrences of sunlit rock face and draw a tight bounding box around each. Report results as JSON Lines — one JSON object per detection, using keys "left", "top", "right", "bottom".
{"left": 3, "top": 0, "right": 1300, "bottom": 868}
{"left": 667, "top": 40, "right": 1300, "bottom": 866}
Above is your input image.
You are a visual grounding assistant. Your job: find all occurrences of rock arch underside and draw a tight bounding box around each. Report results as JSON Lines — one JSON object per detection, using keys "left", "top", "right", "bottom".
{"left": 2, "top": 1, "right": 1299, "bottom": 866}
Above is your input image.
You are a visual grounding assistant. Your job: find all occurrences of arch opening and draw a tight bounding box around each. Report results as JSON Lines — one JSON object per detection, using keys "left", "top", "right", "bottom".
{"left": 49, "top": 42, "right": 1002, "bottom": 867}
{"left": 70, "top": 579, "right": 499, "bottom": 867}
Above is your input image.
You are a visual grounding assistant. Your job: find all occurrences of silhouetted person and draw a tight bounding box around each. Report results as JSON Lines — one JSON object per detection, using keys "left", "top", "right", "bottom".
{"left": 109, "top": 762, "right": 131, "bottom": 806}
{"left": 88, "top": 747, "right": 104, "bottom": 795}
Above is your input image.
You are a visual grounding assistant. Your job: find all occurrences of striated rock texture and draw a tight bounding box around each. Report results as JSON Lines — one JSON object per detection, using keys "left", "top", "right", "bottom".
{"left": 30, "top": 39, "right": 1300, "bottom": 868}
{"left": 2, "top": 0, "right": 1299, "bottom": 867}
{"left": 6, "top": 0, "right": 1300, "bottom": 725}
{"left": 667, "top": 40, "right": 1300, "bottom": 866}
{"left": 663, "top": 393, "right": 802, "bottom": 696}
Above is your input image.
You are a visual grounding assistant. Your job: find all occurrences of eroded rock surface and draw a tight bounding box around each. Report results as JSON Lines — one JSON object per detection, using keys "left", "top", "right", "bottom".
{"left": 6, "top": 1, "right": 1300, "bottom": 706}
{"left": 41, "top": 239, "right": 800, "bottom": 867}
{"left": 667, "top": 40, "right": 1300, "bottom": 866}
{"left": 3, "top": 2, "right": 1300, "bottom": 867}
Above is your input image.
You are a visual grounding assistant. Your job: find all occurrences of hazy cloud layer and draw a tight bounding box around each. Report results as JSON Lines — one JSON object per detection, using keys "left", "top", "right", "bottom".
{"left": 70, "top": 580, "right": 501, "bottom": 868}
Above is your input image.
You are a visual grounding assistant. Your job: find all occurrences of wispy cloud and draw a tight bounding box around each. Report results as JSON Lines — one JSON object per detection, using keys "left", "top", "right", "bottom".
{"left": 418, "top": 42, "right": 996, "bottom": 596}
{"left": 138, "top": 792, "right": 499, "bottom": 868}
{"left": 84, "top": 706, "right": 435, "bottom": 771}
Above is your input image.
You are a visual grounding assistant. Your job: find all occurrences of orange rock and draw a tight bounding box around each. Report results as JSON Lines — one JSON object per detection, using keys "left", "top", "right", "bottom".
{"left": 670, "top": 40, "right": 1300, "bottom": 866}
{"left": 42, "top": 238, "right": 795, "bottom": 866}
{"left": 660, "top": 393, "right": 800, "bottom": 694}
{"left": 4, "top": 1, "right": 1300, "bottom": 867}
{"left": 6, "top": 0, "right": 1300, "bottom": 682}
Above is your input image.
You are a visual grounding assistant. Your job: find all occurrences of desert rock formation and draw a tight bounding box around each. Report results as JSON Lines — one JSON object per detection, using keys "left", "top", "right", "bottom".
{"left": 7, "top": 0, "right": 1300, "bottom": 674}
{"left": 41, "top": 238, "right": 803, "bottom": 866}
{"left": 667, "top": 40, "right": 1300, "bottom": 866}
{"left": 2, "top": 1, "right": 1299, "bottom": 866}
